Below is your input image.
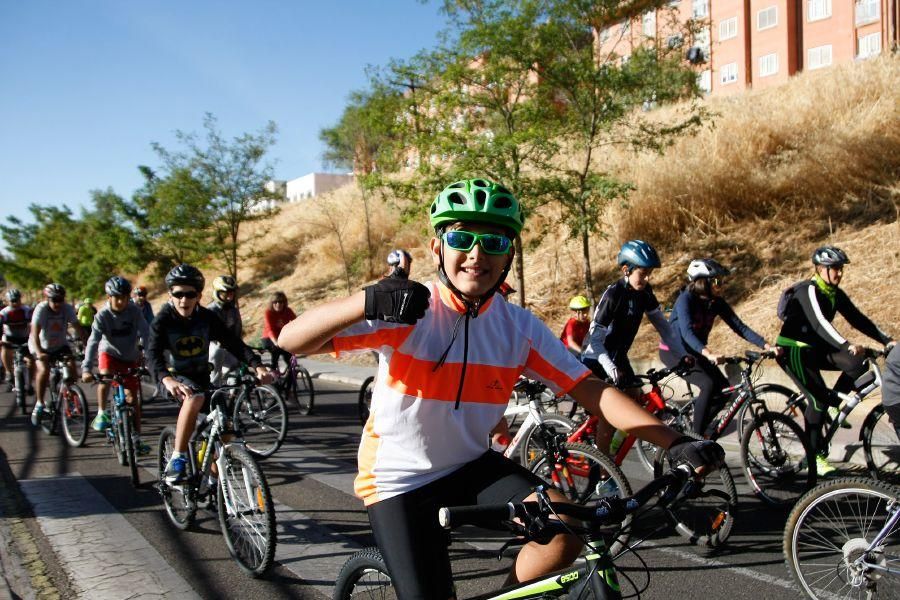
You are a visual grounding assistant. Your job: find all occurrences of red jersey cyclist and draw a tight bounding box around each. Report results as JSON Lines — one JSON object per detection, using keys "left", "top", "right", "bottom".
{"left": 278, "top": 178, "right": 724, "bottom": 599}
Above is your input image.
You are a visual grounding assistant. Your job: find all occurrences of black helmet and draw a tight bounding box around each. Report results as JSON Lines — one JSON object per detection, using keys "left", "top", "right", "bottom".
{"left": 212, "top": 275, "right": 237, "bottom": 302}
{"left": 165, "top": 264, "right": 205, "bottom": 292}
{"left": 6, "top": 289, "right": 21, "bottom": 303}
{"left": 812, "top": 246, "right": 850, "bottom": 267}
{"left": 43, "top": 283, "right": 66, "bottom": 299}
{"left": 686, "top": 259, "right": 730, "bottom": 281}
{"left": 617, "top": 240, "right": 661, "bottom": 269}
{"left": 105, "top": 276, "right": 132, "bottom": 297}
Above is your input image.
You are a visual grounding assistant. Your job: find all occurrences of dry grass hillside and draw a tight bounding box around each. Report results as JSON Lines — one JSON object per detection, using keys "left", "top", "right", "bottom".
{"left": 155, "top": 56, "right": 900, "bottom": 358}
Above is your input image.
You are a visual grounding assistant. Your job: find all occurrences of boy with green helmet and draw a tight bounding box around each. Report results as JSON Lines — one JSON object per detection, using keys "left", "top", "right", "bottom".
{"left": 278, "top": 178, "right": 723, "bottom": 598}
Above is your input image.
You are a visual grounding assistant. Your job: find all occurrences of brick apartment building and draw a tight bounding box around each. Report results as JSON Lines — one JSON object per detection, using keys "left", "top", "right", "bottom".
{"left": 596, "top": 0, "right": 899, "bottom": 96}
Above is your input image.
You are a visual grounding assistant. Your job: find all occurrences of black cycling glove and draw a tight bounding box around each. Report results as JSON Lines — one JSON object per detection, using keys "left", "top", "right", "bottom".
{"left": 364, "top": 275, "right": 431, "bottom": 325}
{"left": 667, "top": 436, "right": 725, "bottom": 471}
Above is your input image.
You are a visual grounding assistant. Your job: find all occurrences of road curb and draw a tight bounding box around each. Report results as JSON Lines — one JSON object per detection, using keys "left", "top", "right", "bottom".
{"left": 312, "top": 372, "right": 368, "bottom": 387}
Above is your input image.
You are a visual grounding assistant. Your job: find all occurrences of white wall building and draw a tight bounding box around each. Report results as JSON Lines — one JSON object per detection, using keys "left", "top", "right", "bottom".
{"left": 285, "top": 172, "right": 354, "bottom": 202}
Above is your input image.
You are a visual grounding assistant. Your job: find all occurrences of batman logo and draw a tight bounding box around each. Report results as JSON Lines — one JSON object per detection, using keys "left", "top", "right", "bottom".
{"left": 175, "top": 336, "right": 205, "bottom": 357}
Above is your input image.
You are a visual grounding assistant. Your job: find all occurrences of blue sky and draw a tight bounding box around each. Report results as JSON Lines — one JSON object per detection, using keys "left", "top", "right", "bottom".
{"left": 0, "top": 1, "right": 446, "bottom": 230}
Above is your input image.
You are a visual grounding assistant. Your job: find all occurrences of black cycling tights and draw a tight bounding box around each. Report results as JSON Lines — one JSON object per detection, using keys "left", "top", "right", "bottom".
{"left": 661, "top": 349, "right": 729, "bottom": 436}
{"left": 261, "top": 337, "right": 292, "bottom": 371}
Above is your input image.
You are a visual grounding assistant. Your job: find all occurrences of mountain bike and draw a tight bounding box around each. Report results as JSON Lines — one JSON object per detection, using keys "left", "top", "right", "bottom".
{"left": 784, "top": 477, "right": 900, "bottom": 599}
{"left": 156, "top": 387, "right": 277, "bottom": 577}
{"left": 226, "top": 366, "right": 288, "bottom": 458}
{"left": 270, "top": 353, "right": 315, "bottom": 416}
{"left": 333, "top": 466, "right": 709, "bottom": 600}
{"left": 660, "top": 351, "right": 816, "bottom": 506}
{"left": 502, "top": 378, "right": 578, "bottom": 467}
{"left": 35, "top": 356, "right": 88, "bottom": 447}
{"left": 93, "top": 368, "right": 147, "bottom": 487}
{"left": 8, "top": 342, "right": 31, "bottom": 415}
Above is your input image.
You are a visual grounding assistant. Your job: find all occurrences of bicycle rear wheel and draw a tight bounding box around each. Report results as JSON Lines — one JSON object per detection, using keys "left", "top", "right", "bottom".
{"left": 290, "top": 365, "right": 315, "bottom": 415}
{"left": 123, "top": 411, "right": 139, "bottom": 486}
{"left": 157, "top": 426, "right": 196, "bottom": 530}
{"left": 61, "top": 384, "right": 88, "bottom": 447}
{"left": 528, "top": 442, "right": 632, "bottom": 557}
{"left": 862, "top": 404, "right": 900, "bottom": 484}
{"left": 784, "top": 477, "right": 900, "bottom": 599}
{"left": 358, "top": 376, "right": 375, "bottom": 426}
{"left": 518, "top": 414, "right": 576, "bottom": 466}
{"left": 333, "top": 547, "right": 395, "bottom": 600}
{"left": 233, "top": 385, "right": 287, "bottom": 458}
{"left": 741, "top": 411, "right": 816, "bottom": 506}
{"left": 217, "top": 444, "right": 276, "bottom": 577}
{"left": 653, "top": 434, "right": 737, "bottom": 548}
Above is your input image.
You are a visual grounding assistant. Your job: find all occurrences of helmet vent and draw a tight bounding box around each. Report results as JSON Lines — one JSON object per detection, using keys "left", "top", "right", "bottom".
{"left": 449, "top": 181, "right": 466, "bottom": 189}
{"left": 474, "top": 190, "right": 486, "bottom": 205}
{"left": 493, "top": 196, "right": 512, "bottom": 209}
{"left": 448, "top": 192, "right": 467, "bottom": 205}
{"left": 430, "top": 202, "right": 437, "bottom": 214}
{"left": 472, "top": 179, "right": 488, "bottom": 187}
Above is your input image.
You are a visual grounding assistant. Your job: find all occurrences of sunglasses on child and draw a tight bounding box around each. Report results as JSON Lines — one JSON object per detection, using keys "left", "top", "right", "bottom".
{"left": 442, "top": 230, "right": 512, "bottom": 255}
{"left": 171, "top": 290, "right": 199, "bottom": 299}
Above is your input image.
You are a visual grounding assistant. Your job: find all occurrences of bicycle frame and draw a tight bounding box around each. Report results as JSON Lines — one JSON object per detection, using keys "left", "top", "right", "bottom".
{"left": 821, "top": 356, "right": 883, "bottom": 449}
{"left": 503, "top": 396, "right": 558, "bottom": 460}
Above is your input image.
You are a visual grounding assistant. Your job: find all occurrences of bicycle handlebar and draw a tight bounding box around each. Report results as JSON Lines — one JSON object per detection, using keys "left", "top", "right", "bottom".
{"left": 90, "top": 367, "right": 150, "bottom": 384}
{"left": 439, "top": 466, "right": 694, "bottom": 532}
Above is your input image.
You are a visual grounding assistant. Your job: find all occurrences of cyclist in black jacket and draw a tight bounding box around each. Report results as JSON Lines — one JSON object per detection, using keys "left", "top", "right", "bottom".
{"left": 776, "top": 246, "right": 894, "bottom": 474}
{"left": 149, "top": 264, "right": 271, "bottom": 484}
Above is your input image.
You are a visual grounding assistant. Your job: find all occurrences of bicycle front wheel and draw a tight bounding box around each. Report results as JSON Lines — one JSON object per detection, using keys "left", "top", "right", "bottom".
{"left": 157, "top": 426, "right": 196, "bottom": 530}
{"left": 519, "top": 414, "right": 576, "bottom": 466}
{"left": 333, "top": 547, "right": 395, "bottom": 600}
{"left": 217, "top": 444, "right": 277, "bottom": 577}
{"left": 741, "top": 411, "right": 816, "bottom": 506}
{"left": 14, "top": 363, "right": 27, "bottom": 415}
{"left": 785, "top": 477, "right": 900, "bottom": 599}
{"left": 290, "top": 365, "right": 315, "bottom": 416}
{"left": 61, "top": 384, "right": 88, "bottom": 447}
{"left": 736, "top": 384, "right": 800, "bottom": 440}
{"left": 123, "top": 411, "right": 139, "bottom": 487}
{"left": 653, "top": 434, "right": 737, "bottom": 548}
{"left": 234, "top": 385, "right": 288, "bottom": 458}
{"left": 862, "top": 404, "right": 900, "bottom": 484}
{"left": 358, "top": 376, "right": 375, "bottom": 426}
{"left": 636, "top": 404, "right": 681, "bottom": 473}
{"left": 529, "top": 442, "right": 632, "bottom": 557}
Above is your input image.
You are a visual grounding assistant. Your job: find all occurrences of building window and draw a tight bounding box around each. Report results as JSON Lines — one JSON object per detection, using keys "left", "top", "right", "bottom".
{"left": 808, "top": 0, "right": 831, "bottom": 21}
{"left": 858, "top": 32, "right": 881, "bottom": 58}
{"left": 807, "top": 44, "right": 832, "bottom": 69}
{"left": 695, "top": 27, "right": 710, "bottom": 59}
{"left": 721, "top": 62, "right": 738, "bottom": 84}
{"left": 698, "top": 69, "right": 712, "bottom": 93}
{"left": 758, "top": 6, "right": 778, "bottom": 30}
{"left": 719, "top": 17, "right": 738, "bottom": 40}
{"left": 692, "top": 0, "right": 708, "bottom": 19}
{"left": 855, "top": 0, "right": 879, "bottom": 25}
{"left": 642, "top": 11, "right": 656, "bottom": 37}
{"left": 759, "top": 53, "right": 779, "bottom": 76}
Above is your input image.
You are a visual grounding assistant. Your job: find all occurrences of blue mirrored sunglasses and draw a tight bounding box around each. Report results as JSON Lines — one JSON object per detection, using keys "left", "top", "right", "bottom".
{"left": 442, "top": 230, "right": 512, "bottom": 255}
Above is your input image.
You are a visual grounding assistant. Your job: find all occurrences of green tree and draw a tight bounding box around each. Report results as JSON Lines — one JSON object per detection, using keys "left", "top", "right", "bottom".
{"left": 152, "top": 113, "right": 281, "bottom": 279}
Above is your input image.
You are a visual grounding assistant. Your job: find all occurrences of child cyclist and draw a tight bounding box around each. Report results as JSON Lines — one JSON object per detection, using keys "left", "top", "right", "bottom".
{"left": 278, "top": 179, "right": 724, "bottom": 599}
{"left": 150, "top": 265, "right": 271, "bottom": 483}
{"left": 81, "top": 276, "right": 151, "bottom": 452}
{"left": 560, "top": 295, "right": 590, "bottom": 356}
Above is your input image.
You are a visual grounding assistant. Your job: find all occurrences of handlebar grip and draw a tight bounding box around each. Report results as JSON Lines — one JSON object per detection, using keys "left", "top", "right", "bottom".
{"left": 438, "top": 503, "right": 515, "bottom": 529}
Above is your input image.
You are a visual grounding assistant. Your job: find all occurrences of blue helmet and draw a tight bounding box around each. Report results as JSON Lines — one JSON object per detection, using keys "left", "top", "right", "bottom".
{"left": 617, "top": 240, "right": 661, "bottom": 269}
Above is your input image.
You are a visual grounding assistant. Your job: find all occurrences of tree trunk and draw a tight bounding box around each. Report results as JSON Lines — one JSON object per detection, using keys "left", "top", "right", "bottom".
{"left": 580, "top": 203, "right": 594, "bottom": 304}
{"left": 514, "top": 236, "right": 525, "bottom": 306}
{"left": 360, "top": 185, "right": 374, "bottom": 279}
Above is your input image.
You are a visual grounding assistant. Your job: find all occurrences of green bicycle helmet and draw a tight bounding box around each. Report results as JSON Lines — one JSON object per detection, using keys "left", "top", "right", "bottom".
{"left": 429, "top": 179, "right": 524, "bottom": 235}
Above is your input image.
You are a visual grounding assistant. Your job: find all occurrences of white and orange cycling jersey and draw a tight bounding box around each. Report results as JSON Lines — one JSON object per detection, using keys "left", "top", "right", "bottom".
{"left": 333, "top": 281, "right": 590, "bottom": 505}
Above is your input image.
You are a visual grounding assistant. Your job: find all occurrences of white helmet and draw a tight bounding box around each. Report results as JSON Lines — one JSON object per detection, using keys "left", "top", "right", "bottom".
{"left": 686, "top": 259, "right": 730, "bottom": 281}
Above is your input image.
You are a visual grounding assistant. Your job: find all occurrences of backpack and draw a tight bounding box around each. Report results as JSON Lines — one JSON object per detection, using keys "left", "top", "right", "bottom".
{"left": 776, "top": 280, "right": 808, "bottom": 322}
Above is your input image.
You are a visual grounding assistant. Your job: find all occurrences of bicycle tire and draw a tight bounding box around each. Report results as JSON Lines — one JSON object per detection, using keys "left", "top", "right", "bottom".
{"left": 653, "top": 433, "right": 737, "bottom": 548}
{"left": 518, "top": 414, "right": 577, "bottom": 466}
{"left": 113, "top": 412, "right": 127, "bottom": 466}
{"left": 291, "top": 365, "right": 315, "bottom": 416}
{"left": 736, "top": 384, "right": 802, "bottom": 440}
{"left": 39, "top": 389, "right": 58, "bottom": 435}
{"left": 528, "top": 442, "right": 633, "bottom": 557}
{"left": 740, "top": 411, "right": 816, "bottom": 506}
{"left": 333, "top": 547, "right": 394, "bottom": 600}
{"left": 862, "top": 404, "right": 900, "bottom": 484}
{"left": 14, "top": 363, "right": 27, "bottom": 415}
{"left": 217, "top": 444, "right": 277, "bottom": 577}
{"left": 157, "top": 426, "right": 196, "bottom": 530}
{"left": 784, "top": 477, "right": 900, "bottom": 599}
{"left": 123, "top": 411, "right": 139, "bottom": 487}
{"left": 61, "top": 384, "right": 88, "bottom": 447}
{"left": 233, "top": 384, "right": 288, "bottom": 458}
{"left": 635, "top": 405, "right": 681, "bottom": 473}
{"left": 358, "top": 375, "right": 375, "bottom": 426}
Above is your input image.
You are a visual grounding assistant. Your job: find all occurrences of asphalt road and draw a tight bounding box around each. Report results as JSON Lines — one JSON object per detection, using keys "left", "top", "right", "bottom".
{"left": 0, "top": 380, "right": 807, "bottom": 599}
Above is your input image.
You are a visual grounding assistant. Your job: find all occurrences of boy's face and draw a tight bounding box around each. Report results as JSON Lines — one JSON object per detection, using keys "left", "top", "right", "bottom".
{"left": 108, "top": 294, "right": 129, "bottom": 312}
{"left": 573, "top": 308, "right": 589, "bottom": 322}
{"left": 430, "top": 222, "right": 515, "bottom": 300}
{"left": 169, "top": 285, "right": 200, "bottom": 317}
{"left": 623, "top": 266, "right": 653, "bottom": 291}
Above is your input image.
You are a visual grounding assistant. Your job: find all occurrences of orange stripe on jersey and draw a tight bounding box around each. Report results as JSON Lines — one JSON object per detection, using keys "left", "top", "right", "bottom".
{"left": 334, "top": 326, "right": 413, "bottom": 356}
{"left": 526, "top": 347, "right": 590, "bottom": 395}
{"left": 385, "top": 351, "right": 518, "bottom": 404}
{"left": 436, "top": 283, "right": 494, "bottom": 315}
{"left": 355, "top": 413, "right": 381, "bottom": 505}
